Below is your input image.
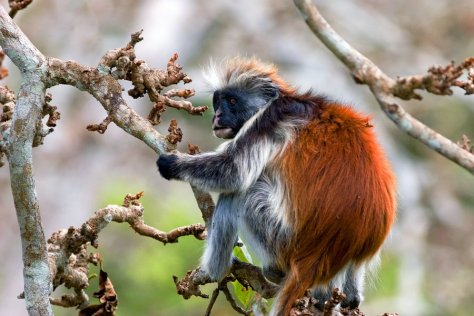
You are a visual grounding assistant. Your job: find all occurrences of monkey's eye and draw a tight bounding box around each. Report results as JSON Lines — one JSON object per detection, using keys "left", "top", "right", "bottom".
{"left": 229, "top": 97, "right": 237, "bottom": 105}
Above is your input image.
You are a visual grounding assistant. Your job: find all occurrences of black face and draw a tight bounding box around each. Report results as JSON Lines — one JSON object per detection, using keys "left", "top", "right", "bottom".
{"left": 212, "top": 87, "right": 268, "bottom": 139}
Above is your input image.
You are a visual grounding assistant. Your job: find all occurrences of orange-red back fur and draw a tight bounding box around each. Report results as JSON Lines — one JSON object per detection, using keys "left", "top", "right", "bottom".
{"left": 274, "top": 103, "right": 396, "bottom": 315}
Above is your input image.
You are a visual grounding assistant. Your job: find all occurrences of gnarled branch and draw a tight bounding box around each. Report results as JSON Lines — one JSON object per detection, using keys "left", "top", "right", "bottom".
{"left": 294, "top": 0, "right": 474, "bottom": 174}
{"left": 45, "top": 193, "right": 206, "bottom": 309}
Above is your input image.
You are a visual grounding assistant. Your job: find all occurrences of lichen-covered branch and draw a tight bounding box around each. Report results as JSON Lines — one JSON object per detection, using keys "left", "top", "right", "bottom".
{"left": 44, "top": 35, "right": 216, "bottom": 223}
{"left": 174, "top": 265, "right": 369, "bottom": 316}
{"left": 458, "top": 135, "right": 474, "bottom": 154}
{"left": 230, "top": 260, "right": 279, "bottom": 299}
{"left": 0, "top": 6, "right": 215, "bottom": 315}
{"left": 96, "top": 31, "right": 207, "bottom": 125}
{"left": 45, "top": 193, "right": 206, "bottom": 309}
{"left": 46, "top": 57, "right": 171, "bottom": 153}
{"left": 0, "top": 6, "right": 53, "bottom": 316}
{"left": 0, "top": 3, "right": 220, "bottom": 315}
{"left": 44, "top": 32, "right": 208, "bottom": 152}
{"left": 294, "top": 0, "right": 474, "bottom": 174}
{"left": 288, "top": 288, "right": 366, "bottom": 316}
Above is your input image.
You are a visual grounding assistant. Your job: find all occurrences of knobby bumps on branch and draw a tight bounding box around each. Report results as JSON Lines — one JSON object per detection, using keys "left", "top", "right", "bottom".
{"left": 41, "top": 192, "right": 206, "bottom": 312}
{"left": 0, "top": 49, "right": 12, "bottom": 167}
{"left": 0, "top": 48, "right": 60, "bottom": 167}
{"left": 8, "top": 0, "right": 33, "bottom": 18}
{"left": 393, "top": 57, "right": 474, "bottom": 100}
{"left": 87, "top": 30, "right": 207, "bottom": 133}
{"left": 389, "top": 57, "right": 474, "bottom": 162}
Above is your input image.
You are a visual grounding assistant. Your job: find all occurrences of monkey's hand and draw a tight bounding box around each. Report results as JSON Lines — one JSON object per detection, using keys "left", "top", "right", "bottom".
{"left": 157, "top": 153, "right": 179, "bottom": 180}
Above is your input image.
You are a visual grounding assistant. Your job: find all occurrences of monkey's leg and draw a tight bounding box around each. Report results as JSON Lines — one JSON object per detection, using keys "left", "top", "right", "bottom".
{"left": 311, "top": 263, "right": 364, "bottom": 310}
{"left": 340, "top": 264, "right": 364, "bottom": 309}
{"left": 200, "top": 194, "right": 239, "bottom": 281}
{"left": 312, "top": 282, "right": 335, "bottom": 311}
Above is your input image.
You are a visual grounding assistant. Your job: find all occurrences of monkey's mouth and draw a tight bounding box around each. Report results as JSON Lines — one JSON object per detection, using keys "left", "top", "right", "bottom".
{"left": 213, "top": 127, "right": 234, "bottom": 139}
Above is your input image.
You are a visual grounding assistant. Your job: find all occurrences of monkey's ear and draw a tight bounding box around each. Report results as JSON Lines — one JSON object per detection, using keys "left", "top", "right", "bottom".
{"left": 264, "top": 83, "right": 280, "bottom": 102}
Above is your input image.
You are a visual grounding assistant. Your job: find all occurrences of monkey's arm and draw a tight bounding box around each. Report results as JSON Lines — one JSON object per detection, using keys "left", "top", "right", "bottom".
{"left": 157, "top": 137, "right": 275, "bottom": 193}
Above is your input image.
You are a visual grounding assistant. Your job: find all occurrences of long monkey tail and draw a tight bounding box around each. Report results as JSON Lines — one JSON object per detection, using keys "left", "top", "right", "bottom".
{"left": 272, "top": 261, "right": 321, "bottom": 316}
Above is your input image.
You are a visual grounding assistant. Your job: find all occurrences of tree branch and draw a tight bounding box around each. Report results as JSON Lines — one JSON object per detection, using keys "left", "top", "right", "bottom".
{"left": 173, "top": 260, "right": 279, "bottom": 305}
{"left": 0, "top": 6, "right": 53, "bottom": 316}
{"left": 0, "top": 4, "right": 218, "bottom": 314}
{"left": 44, "top": 35, "right": 216, "bottom": 224}
{"left": 45, "top": 193, "right": 206, "bottom": 309}
{"left": 294, "top": 0, "right": 474, "bottom": 174}
{"left": 8, "top": 0, "right": 33, "bottom": 19}
{"left": 43, "top": 33, "right": 215, "bottom": 218}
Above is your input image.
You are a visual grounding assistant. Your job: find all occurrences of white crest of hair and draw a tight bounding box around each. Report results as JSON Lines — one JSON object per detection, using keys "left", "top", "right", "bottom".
{"left": 202, "top": 56, "right": 278, "bottom": 92}
{"left": 202, "top": 57, "right": 222, "bottom": 91}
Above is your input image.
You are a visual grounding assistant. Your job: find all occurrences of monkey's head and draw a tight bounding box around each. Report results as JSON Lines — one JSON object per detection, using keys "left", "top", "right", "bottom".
{"left": 204, "top": 58, "right": 295, "bottom": 139}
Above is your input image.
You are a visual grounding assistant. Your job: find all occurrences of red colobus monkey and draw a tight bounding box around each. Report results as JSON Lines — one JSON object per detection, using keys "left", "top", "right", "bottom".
{"left": 157, "top": 58, "right": 396, "bottom": 315}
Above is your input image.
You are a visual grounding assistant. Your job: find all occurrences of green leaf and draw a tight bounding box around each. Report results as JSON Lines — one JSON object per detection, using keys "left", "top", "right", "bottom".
{"left": 232, "top": 279, "right": 255, "bottom": 309}
{"left": 233, "top": 240, "right": 253, "bottom": 264}
{"left": 231, "top": 241, "right": 256, "bottom": 308}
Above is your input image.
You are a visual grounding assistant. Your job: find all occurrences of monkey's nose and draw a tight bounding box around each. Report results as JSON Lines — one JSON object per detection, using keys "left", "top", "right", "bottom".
{"left": 213, "top": 112, "right": 222, "bottom": 125}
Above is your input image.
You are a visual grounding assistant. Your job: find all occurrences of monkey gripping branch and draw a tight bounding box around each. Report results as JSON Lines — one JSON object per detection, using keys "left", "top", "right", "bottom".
{"left": 2, "top": 1, "right": 472, "bottom": 316}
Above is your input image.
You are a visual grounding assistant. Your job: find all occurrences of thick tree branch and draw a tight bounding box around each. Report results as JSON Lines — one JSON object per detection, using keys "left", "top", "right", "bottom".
{"left": 294, "top": 0, "right": 474, "bottom": 174}
{"left": 0, "top": 6, "right": 53, "bottom": 316}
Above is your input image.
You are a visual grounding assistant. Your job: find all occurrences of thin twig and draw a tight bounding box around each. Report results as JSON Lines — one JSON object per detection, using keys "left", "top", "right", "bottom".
{"left": 8, "top": 0, "right": 33, "bottom": 18}
{"left": 204, "top": 288, "right": 220, "bottom": 316}
{"left": 221, "top": 282, "right": 251, "bottom": 316}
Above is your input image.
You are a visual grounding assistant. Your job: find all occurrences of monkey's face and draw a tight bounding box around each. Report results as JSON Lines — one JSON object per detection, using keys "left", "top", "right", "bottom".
{"left": 212, "top": 88, "right": 268, "bottom": 139}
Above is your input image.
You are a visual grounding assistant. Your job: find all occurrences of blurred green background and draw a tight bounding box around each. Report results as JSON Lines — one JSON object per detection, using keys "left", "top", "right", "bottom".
{"left": 1, "top": 0, "right": 474, "bottom": 315}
